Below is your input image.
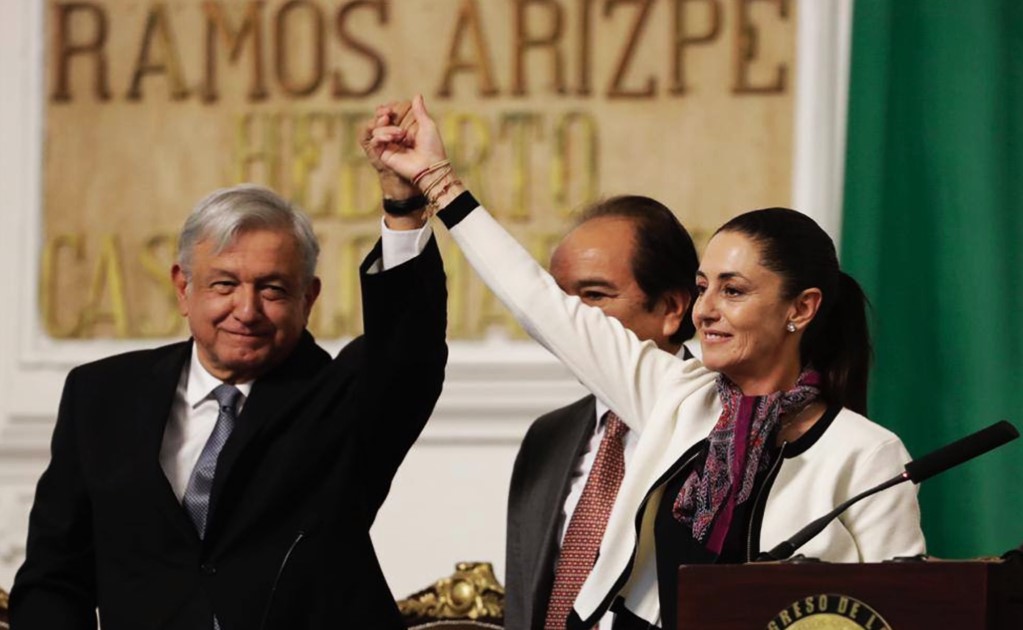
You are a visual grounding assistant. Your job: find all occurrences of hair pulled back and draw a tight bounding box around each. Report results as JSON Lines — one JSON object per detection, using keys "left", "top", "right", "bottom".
{"left": 716, "top": 208, "right": 872, "bottom": 414}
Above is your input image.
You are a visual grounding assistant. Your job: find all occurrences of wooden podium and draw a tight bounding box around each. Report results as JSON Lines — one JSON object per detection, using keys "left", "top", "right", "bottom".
{"left": 677, "top": 559, "right": 1023, "bottom": 629}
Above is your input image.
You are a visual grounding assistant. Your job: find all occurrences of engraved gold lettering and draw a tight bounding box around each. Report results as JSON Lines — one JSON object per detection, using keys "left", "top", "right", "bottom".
{"left": 127, "top": 3, "right": 190, "bottom": 101}
{"left": 40, "top": 234, "right": 85, "bottom": 338}
{"left": 332, "top": 0, "right": 388, "bottom": 97}
{"left": 51, "top": 2, "right": 111, "bottom": 102}
{"left": 575, "top": 0, "right": 597, "bottom": 95}
{"left": 291, "top": 112, "right": 337, "bottom": 216}
{"left": 81, "top": 234, "right": 130, "bottom": 338}
{"left": 512, "top": 0, "right": 566, "bottom": 96}
{"left": 605, "top": 0, "right": 656, "bottom": 98}
{"left": 732, "top": 0, "right": 788, "bottom": 94}
{"left": 671, "top": 0, "right": 722, "bottom": 94}
{"left": 437, "top": 0, "right": 499, "bottom": 97}
{"left": 552, "top": 112, "right": 598, "bottom": 216}
{"left": 202, "top": 0, "right": 268, "bottom": 102}
{"left": 442, "top": 113, "right": 492, "bottom": 205}
{"left": 235, "top": 112, "right": 283, "bottom": 190}
{"left": 138, "top": 233, "right": 182, "bottom": 337}
{"left": 500, "top": 113, "right": 543, "bottom": 221}
{"left": 336, "top": 111, "right": 378, "bottom": 218}
{"left": 275, "top": 1, "right": 325, "bottom": 97}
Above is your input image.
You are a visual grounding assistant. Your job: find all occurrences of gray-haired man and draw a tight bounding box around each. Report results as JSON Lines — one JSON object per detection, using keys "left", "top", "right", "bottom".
{"left": 12, "top": 184, "right": 447, "bottom": 629}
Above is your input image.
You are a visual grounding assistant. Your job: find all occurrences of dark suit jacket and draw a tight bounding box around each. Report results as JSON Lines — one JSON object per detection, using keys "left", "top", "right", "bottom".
{"left": 11, "top": 238, "right": 448, "bottom": 630}
{"left": 505, "top": 395, "right": 596, "bottom": 630}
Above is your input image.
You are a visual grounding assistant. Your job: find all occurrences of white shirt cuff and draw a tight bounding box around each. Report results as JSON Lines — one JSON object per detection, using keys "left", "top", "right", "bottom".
{"left": 369, "top": 217, "right": 433, "bottom": 273}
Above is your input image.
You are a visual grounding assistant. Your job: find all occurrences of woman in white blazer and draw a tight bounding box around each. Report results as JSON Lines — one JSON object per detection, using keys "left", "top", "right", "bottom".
{"left": 368, "top": 97, "right": 925, "bottom": 630}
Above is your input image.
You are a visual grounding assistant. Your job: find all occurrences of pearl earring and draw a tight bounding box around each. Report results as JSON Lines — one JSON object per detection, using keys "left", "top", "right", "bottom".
{"left": 786, "top": 322, "right": 797, "bottom": 333}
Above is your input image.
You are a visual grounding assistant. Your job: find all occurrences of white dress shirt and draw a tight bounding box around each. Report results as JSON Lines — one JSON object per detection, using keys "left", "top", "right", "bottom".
{"left": 160, "top": 353, "right": 252, "bottom": 501}
{"left": 160, "top": 220, "right": 433, "bottom": 500}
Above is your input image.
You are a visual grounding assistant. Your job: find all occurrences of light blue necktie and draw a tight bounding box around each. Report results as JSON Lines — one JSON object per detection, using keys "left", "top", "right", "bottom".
{"left": 182, "top": 384, "right": 241, "bottom": 538}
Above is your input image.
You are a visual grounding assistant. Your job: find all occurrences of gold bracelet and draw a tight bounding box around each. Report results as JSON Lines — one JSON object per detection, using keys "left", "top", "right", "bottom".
{"left": 412, "top": 160, "right": 451, "bottom": 187}
{"left": 421, "top": 167, "right": 454, "bottom": 199}
{"left": 427, "top": 178, "right": 463, "bottom": 208}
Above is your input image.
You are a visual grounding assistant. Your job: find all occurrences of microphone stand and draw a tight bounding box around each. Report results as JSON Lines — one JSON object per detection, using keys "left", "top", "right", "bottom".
{"left": 1001, "top": 542, "right": 1023, "bottom": 565}
{"left": 757, "top": 472, "right": 908, "bottom": 562}
{"left": 756, "top": 420, "right": 1018, "bottom": 562}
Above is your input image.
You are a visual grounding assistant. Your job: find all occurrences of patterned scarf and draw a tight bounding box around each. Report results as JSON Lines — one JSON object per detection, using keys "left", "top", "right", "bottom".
{"left": 673, "top": 368, "right": 821, "bottom": 553}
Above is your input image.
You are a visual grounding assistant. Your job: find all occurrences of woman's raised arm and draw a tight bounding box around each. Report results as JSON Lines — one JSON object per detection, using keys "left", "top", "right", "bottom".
{"left": 368, "top": 96, "right": 716, "bottom": 434}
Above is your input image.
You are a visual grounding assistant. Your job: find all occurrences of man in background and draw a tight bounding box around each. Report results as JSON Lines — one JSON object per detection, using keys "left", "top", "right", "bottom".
{"left": 504, "top": 197, "right": 699, "bottom": 630}
{"left": 11, "top": 183, "right": 446, "bottom": 629}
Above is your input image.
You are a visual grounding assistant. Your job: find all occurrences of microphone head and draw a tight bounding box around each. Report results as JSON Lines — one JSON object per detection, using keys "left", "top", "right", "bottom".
{"left": 904, "top": 420, "right": 1019, "bottom": 484}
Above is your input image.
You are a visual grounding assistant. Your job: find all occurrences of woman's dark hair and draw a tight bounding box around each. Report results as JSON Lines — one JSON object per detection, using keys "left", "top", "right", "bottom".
{"left": 716, "top": 208, "right": 872, "bottom": 415}
{"left": 577, "top": 195, "right": 700, "bottom": 344}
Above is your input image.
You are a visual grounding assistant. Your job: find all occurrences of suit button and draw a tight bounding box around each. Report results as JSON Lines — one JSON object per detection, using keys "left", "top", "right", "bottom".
{"left": 200, "top": 563, "right": 216, "bottom": 575}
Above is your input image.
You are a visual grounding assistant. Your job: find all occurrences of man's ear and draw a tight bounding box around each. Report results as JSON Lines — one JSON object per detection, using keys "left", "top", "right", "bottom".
{"left": 659, "top": 289, "right": 689, "bottom": 340}
{"left": 788, "top": 287, "right": 823, "bottom": 330}
{"left": 303, "top": 277, "right": 322, "bottom": 320}
{"left": 171, "top": 264, "right": 190, "bottom": 317}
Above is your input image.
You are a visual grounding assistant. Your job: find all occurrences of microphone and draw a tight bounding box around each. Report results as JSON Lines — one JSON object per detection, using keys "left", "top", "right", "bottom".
{"left": 757, "top": 420, "right": 1019, "bottom": 562}
{"left": 904, "top": 420, "right": 1018, "bottom": 483}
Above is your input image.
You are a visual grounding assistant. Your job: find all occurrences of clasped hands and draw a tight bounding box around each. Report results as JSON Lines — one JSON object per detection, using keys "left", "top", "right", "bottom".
{"left": 360, "top": 95, "right": 466, "bottom": 227}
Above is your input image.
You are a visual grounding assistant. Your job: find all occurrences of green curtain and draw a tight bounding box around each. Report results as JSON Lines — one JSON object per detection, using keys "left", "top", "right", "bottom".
{"left": 841, "top": 0, "right": 1023, "bottom": 557}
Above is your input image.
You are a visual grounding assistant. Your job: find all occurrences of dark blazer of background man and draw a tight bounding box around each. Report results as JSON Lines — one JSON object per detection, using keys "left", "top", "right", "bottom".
{"left": 10, "top": 185, "right": 447, "bottom": 630}
{"left": 504, "top": 197, "right": 699, "bottom": 630}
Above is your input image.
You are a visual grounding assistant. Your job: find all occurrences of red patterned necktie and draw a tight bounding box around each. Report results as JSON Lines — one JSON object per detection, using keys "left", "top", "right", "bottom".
{"left": 545, "top": 411, "right": 629, "bottom": 629}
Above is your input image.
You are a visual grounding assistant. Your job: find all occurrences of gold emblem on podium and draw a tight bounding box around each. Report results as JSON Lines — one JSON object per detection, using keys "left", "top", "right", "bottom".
{"left": 768, "top": 593, "right": 890, "bottom": 629}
